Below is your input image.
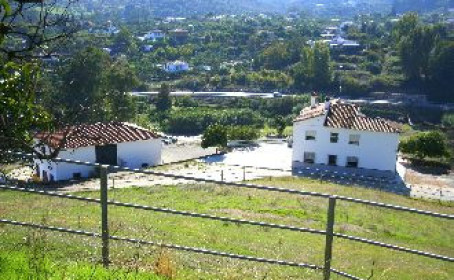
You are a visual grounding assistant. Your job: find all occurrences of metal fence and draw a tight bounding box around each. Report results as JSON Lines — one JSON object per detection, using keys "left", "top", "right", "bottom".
{"left": 1, "top": 153, "right": 453, "bottom": 280}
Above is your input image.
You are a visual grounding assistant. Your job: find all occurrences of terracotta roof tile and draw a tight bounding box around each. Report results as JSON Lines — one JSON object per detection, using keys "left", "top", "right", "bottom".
{"left": 35, "top": 122, "right": 160, "bottom": 149}
{"left": 294, "top": 104, "right": 326, "bottom": 122}
{"left": 325, "top": 103, "right": 400, "bottom": 133}
{"left": 294, "top": 101, "right": 400, "bottom": 133}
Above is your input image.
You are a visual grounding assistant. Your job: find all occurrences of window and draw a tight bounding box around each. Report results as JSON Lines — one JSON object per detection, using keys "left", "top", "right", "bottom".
{"left": 330, "top": 132, "right": 339, "bottom": 143}
{"left": 328, "top": 155, "right": 337, "bottom": 166}
{"left": 72, "top": 173, "right": 82, "bottom": 179}
{"left": 304, "top": 152, "right": 315, "bottom": 164}
{"left": 305, "top": 130, "right": 316, "bottom": 140}
{"left": 349, "top": 134, "right": 360, "bottom": 145}
{"left": 346, "top": 156, "right": 359, "bottom": 168}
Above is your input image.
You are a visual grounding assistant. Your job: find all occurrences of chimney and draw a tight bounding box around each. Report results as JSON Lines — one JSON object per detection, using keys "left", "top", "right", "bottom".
{"left": 310, "top": 92, "right": 318, "bottom": 107}
{"left": 325, "top": 97, "right": 331, "bottom": 111}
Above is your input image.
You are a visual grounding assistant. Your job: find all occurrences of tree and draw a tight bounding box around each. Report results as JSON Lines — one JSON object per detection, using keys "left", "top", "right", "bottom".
{"left": 105, "top": 58, "right": 139, "bottom": 121}
{"left": 0, "top": 0, "right": 77, "bottom": 163}
{"left": 273, "top": 116, "right": 287, "bottom": 138}
{"left": 114, "top": 27, "right": 136, "bottom": 54}
{"left": 392, "top": 13, "right": 419, "bottom": 43}
{"left": 428, "top": 42, "right": 454, "bottom": 102}
{"left": 0, "top": 62, "right": 53, "bottom": 154}
{"left": 398, "top": 26, "right": 438, "bottom": 82}
{"left": 156, "top": 83, "right": 172, "bottom": 112}
{"left": 201, "top": 124, "right": 227, "bottom": 149}
{"left": 291, "top": 46, "right": 314, "bottom": 90}
{"left": 313, "top": 41, "right": 332, "bottom": 90}
{"left": 399, "top": 131, "right": 450, "bottom": 160}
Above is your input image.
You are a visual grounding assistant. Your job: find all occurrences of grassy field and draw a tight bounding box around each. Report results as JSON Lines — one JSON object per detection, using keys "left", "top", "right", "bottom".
{"left": 0, "top": 176, "right": 453, "bottom": 279}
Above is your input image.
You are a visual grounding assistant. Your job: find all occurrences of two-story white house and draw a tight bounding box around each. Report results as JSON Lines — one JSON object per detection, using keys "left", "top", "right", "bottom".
{"left": 34, "top": 122, "right": 162, "bottom": 182}
{"left": 292, "top": 96, "right": 400, "bottom": 177}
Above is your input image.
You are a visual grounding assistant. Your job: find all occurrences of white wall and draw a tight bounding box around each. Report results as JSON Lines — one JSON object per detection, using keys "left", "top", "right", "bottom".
{"left": 117, "top": 139, "right": 162, "bottom": 168}
{"left": 292, "top": 118, "right": 399, "bottom": 172}
{"left": 34, "top": 139, "right": 162, "bottom": 181}
{"left": 34, "top": 146, "right": 97, "bottom": 182}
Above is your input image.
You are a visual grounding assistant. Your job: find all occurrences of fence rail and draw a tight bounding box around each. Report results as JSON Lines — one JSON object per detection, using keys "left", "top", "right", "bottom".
{"left": 1, "top": 152, "right": 454, "bottom": 280}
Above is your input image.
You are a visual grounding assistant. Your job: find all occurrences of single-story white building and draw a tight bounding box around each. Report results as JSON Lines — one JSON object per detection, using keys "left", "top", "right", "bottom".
{"left": 292, "top": 96, "right": 400, "bottom": 177}
{"left": 163, "top": 61, "right": 189, "bottom": 73}
{"left": 34, "top": 122, "right": 162, "bottom": 182}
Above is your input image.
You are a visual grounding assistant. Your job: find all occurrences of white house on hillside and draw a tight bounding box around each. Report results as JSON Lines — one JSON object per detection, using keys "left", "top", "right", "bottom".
{"left": 34, "top": 122, "right": 162, "bottom": 182}
{"left": 163, "top": 61, "right": 189, "bottom": 73}
{"left": 292, "top": 96, "right": 400, "bottom": 177}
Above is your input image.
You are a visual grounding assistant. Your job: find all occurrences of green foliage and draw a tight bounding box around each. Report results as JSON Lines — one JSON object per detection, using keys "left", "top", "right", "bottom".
{"left": 291, "top": 43, "right": 331, "bottom": 91}
{"left": 428, "top": 42, "right": 454, "bottom": 102}
{"left": 166, "top": 108, "right": 263, "bottom": 135}
{"left": 272, "top": 116, "right": 287, "bottom": 137}
{"left": 341, "top": 75, "right": 369, "bottom": 96}
{"left": 441, "top": 113, "right": 454, "bottom": 128}
{"left": 174, "top": 96, "right": 199, "bottom": 107}
{"left": 201, "top": 124, "right": 227, "bottom": 148}
{"left": 0, "top": 62, "right": 52, "bottom": 157}
{"left": 57, "top": 47, "right": 138, "bottom": 123}
{"left": 156, "top": 83, "right": 172, "bottom": 112}
{"left": 227, "top": 126, "right": 259, "bottom": 140}
{"left": 399, "top": 131, "right": 450, "bottom": 160}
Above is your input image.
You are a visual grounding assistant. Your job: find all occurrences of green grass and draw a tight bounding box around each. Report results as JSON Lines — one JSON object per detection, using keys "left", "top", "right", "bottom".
{"left": 0, "top": 176, "right": 453, "bottom": 279}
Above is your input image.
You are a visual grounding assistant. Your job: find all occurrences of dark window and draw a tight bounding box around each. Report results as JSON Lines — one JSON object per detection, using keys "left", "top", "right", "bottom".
{"left": 73, "top": 173, "right": 82, "bottom": 179}
{"left": 305, "top": 130, "right": 316, "bottom": 140}
{"left": 141, "top": 163, "right": 149, "bottom": 168}
{"left": 330, "top": 133, "right": 339, "bottom": 143}
{"left": 346, "top": 157, "right": 359, "bottom": 168}
{"left": 328, "top": 155, "right": 337, "bottom": 166}
{"left": 304, "top": 152, "right": 315, "bottom": 164}
{"left": 349, "top": 134, "right": 360, "bottom": 145}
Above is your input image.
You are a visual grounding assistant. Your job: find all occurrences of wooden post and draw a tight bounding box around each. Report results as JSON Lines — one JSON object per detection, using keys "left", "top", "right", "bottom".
{"left": 100, "top": 166, "right": 109, "bottom": 268}
{"left": 243, "top": 166, "right": 246, "bottom": 181}
{"left": 323, "top": 197, "right": 336, "bottom": 280}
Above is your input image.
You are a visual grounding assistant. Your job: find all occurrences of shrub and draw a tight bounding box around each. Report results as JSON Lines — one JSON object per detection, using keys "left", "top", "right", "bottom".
{"left": 399, "top": 131, "right": 450, "bottom": 160}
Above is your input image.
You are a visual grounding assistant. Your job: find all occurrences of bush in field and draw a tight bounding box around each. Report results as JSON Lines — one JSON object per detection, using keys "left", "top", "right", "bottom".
{"left": 201, "top": 124, "right": 228, "bottom": 148}
{"left": 399, "top": 131, "right": 450, "bottom": 160}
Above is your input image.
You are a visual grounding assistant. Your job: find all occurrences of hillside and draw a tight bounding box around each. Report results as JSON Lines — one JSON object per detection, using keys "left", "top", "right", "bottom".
{"left": 77, "top": 0, "right": 453, "bottom": 18}
{"left": 1, "top": 176, "right": 452, "bottom": 279}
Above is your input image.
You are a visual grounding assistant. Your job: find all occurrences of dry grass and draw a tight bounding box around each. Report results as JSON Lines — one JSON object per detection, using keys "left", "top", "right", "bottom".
{"left": 154, "top": 248, "right": 177, "bottom": 279}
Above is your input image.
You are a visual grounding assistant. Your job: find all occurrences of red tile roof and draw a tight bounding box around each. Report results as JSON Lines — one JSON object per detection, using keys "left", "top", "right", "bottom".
{"left": 294, "top": 101, "right": 400, "bottom": 133}
{"left": 35, "top": 122, "right": 160, "bottom": 149}
{"left": 293, "top": 104, "right": 326, "bottom": 122}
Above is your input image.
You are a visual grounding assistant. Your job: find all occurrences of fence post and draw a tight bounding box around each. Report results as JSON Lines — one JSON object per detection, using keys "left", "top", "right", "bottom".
{"left": 221, "top": 170, "right": 224, "bottom": 181}
{"left": 100, "top": 166, "right": 109, "bottom": 268}
{"left": 323, "top": 196, "right": 336, "bottom": 280}
{"left": 243, "top": 166, "right": 246, "bottom": 181}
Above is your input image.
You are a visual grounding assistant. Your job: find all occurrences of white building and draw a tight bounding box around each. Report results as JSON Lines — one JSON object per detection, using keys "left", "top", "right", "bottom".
{"left": 34, "top": 122, "right": 162, "bottom": 182}
{"left": 143, "top": 30, "right": 165, "bottom": 41}
{"left": 292, "top": 96, "right": 400, "bottom": 177}
{"left": 163, "top": 61, "right": 189, "bottom": 73}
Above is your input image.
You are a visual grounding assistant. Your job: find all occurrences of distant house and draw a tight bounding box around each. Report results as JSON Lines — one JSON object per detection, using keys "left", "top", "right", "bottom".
{"left": 169, "top": 29, "right": 189, "bottom": 44}
{"left": 143, "top": 30, "right": 165, "bottom": 41}
{"left": 34, "top": 122, "right": 162, "bottom": 182}
{"left": 292, "top": 95, "right": 400, "bottom": 177}
{"left": 141, "top": 45, "right": 154, "bottom": 52}
{"left": 163, "top": 61, "right": 189, "bottom": 73}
